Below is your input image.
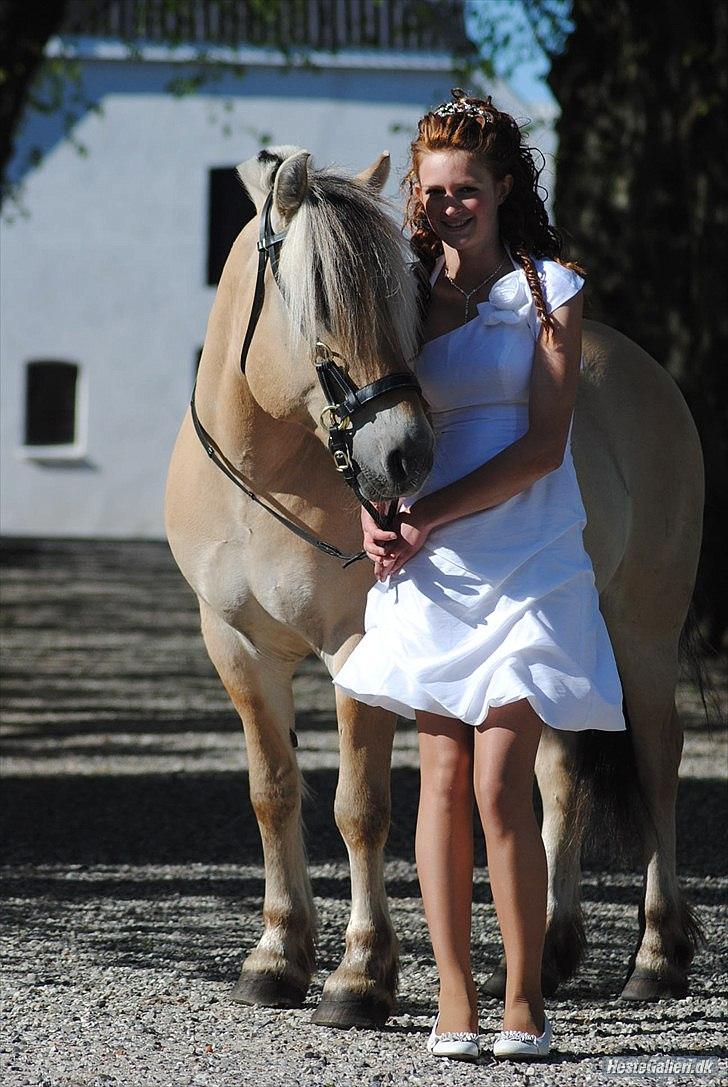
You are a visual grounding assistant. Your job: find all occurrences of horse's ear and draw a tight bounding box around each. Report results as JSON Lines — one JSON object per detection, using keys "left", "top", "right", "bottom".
{"left": 235, "top": 145, "right": 304, "bottom": 212}
{"left": 273, "top": 150, "right": 311, "bottom": 221}
{"left": 356, "top": 151, "right": 391, "bottom": 192}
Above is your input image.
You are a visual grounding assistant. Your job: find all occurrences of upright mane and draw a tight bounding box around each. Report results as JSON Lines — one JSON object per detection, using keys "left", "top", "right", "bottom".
{"left": 276, "top": 166, "right": 421, "bottom": 367}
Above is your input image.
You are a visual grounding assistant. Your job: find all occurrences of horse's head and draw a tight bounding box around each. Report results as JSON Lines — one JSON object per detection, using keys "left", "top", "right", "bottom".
{"left": 235, "top": 146, "right": 434, "bottom": 500}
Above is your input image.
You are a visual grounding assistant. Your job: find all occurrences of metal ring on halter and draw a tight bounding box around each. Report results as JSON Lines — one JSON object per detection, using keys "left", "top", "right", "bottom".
{"left": 316, "top": 339, "right": 348, "bottom": 372}
{"left": 320, "top": 404, "right": 351, "bottom": 430}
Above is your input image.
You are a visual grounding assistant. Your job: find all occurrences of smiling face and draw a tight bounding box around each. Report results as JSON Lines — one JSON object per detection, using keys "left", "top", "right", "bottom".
{"left": 414, "top": 149, "right": 512, "bottom": 255}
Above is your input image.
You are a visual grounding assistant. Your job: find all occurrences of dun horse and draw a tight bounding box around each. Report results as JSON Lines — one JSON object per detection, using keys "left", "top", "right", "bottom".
{"left": 165, "top": 146, "right": 705, "bottom": 1028}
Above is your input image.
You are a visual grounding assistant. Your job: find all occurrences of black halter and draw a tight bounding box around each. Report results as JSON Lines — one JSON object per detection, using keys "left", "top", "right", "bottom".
{"left": 189, "top": 189, "right": 424, "bottom": 567}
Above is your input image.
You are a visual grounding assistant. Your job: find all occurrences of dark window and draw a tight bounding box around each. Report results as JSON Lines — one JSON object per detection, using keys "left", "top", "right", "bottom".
{"left": 25, "top": 360, "right": 79, "bottom": 446}
{"left": 207, "top": 167, "right": 256, "bottom": 285}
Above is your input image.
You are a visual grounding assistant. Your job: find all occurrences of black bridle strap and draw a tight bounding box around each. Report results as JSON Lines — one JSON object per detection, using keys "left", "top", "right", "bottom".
{"left": 239, "top": 191, "right": 286, "bottom": 373}
{"left": 189, "top": 377, "right": 369, "bottom": 566}
{"left": 317, "top": 361, "right": 422, "bottom": 422}
{"left": 190, "top": 185, "right": 421, "bottom": 565}
{"left": 315, "top": 355, "right": 417, "bottom": 525}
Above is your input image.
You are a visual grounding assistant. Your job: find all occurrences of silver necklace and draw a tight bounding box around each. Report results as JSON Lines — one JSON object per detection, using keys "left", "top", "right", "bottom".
{"left": 445, "top": 255, "right": 510, "bottom": 321}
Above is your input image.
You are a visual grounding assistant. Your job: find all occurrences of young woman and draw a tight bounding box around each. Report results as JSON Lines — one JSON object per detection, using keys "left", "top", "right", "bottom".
{"left": 333, "top": 89, "right": 626, "bottom": 1063}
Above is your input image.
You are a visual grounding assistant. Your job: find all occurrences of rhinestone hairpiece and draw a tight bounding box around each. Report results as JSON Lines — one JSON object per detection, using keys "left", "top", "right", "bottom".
{"left": 434, "top": 99, "right": 489, "bottom": 121}
{"left": 433, "top": 88, "right": 491, "bottom": 122}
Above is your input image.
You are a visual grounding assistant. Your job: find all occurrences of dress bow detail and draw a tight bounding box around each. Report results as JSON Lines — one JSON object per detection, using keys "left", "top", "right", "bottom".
{"left": 477, "top": 272, "right": 532, "bottom": 327}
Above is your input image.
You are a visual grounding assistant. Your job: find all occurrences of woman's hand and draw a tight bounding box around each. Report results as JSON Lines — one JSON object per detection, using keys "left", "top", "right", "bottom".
{"left": 361, "top": 503, "right": 399, "bottom": 581}
{"left": 367, "top": 504, "right": 433, "bottom": 581}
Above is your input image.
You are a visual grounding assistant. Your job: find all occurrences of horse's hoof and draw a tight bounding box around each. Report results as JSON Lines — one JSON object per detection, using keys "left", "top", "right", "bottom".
{"left": 481, "top": 963, "right": 561, "bottom": 999}
{"left": 311, "top": 991, "right": 394, "bottom": 1029}
{"left": 231, "top": 970, "right": 307, "bottom": 1008}
{"left": 619, "top": 971, "right": 689, "bottom": 1001}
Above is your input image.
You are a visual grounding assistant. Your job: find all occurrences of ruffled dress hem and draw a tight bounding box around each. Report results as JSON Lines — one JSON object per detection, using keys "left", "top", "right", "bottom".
{"left": 333, "top": 659, "right": 626, "bottom": 732}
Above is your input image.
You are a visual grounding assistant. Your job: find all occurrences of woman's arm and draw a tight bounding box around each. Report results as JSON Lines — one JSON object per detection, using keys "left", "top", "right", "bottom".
{"left": 372, "top": 289, "right": 584, "bottom": 579}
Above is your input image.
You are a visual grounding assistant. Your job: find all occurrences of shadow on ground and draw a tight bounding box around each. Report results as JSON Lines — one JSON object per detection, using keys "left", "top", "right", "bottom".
{"left": 2, "top": 538, "right": 726, "bottom": 875}
{"left": 1, "top": 768, "right": 726, "bottom": 878}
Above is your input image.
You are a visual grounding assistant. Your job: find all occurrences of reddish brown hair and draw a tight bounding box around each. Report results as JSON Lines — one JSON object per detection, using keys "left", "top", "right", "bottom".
{"left": 403, "top": 89, "right": 585, "bottom": 334}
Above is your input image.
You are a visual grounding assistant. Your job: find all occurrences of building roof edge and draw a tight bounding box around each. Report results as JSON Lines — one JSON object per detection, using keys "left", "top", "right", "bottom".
{"left": 46, "top": 34, "right": 462, "bottom": 73}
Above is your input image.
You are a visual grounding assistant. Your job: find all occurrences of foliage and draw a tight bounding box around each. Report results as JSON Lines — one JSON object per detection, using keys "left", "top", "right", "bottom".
{"left": 2, "top": 1, "right": 566, "bottom": 209}
{"left": 465, "top": 0, "right": 571, "bottom": 75}
{"left": 547, "top": 0, "right": 727, "bottom": 645}
{"left": 1, "top": 0, "right": 288, "bottom": 210}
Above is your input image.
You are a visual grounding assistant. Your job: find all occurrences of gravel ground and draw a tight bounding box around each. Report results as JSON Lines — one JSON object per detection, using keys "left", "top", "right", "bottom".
{"left": 1, "top": 539, "right": 726, "bottom": 1087}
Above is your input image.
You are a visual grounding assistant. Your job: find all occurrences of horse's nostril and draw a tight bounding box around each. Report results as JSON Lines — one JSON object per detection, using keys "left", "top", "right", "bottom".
{"left": 387, "top": 449, "right": 407, "bottom": 484}
{"left": 387, "top": 437, "right": 433, "bottom": 488}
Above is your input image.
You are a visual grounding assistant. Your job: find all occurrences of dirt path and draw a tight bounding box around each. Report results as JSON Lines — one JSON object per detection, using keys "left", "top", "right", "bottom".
{"left": 1, "top": 539, "right": 726, "bottom": 1087}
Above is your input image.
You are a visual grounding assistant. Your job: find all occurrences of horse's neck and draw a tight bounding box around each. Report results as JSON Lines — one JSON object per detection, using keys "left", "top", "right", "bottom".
{"left": 195, "top": 257, "right": 311, "bottom": 484}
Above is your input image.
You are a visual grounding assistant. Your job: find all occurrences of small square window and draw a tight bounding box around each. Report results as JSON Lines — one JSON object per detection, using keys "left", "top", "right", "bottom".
{"left": 25, "top": 360, "right": 78, "bottom": 445}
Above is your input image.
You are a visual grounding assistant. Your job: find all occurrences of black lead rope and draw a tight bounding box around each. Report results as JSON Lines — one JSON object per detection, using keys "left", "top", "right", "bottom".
{"left": 189, "top": 186, "right": 417, "bottom": 567}
{"left": 189, "top": 381, "right": 372, "bottom": 565}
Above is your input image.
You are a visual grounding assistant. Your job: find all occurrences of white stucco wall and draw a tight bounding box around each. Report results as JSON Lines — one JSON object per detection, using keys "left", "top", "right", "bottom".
{"left": 0, "top": 43, "right": 555, "bottom": 539}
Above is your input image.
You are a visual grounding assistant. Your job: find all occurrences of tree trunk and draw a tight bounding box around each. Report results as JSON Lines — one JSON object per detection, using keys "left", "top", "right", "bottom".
{"left": 548, "top": 0, "right": 728, "bottom": 648}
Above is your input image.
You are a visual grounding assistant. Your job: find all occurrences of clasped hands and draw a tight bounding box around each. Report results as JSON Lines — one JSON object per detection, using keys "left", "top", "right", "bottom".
{"left": 362, "top": 501, "right": 432, "bottom": 581}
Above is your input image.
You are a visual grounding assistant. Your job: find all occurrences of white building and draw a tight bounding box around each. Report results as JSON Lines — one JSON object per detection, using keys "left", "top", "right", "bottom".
{"left": 0, "top": 0, "right": 556, "bottom": 539}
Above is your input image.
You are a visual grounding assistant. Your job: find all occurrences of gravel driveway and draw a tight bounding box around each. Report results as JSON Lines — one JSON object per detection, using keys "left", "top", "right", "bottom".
{"left": 1, "top": 539, "right": 726, "bottom": 1087}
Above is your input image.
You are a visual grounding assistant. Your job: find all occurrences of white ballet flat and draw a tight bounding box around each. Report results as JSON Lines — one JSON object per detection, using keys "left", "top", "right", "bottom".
{"left": 426, "top": 1012, "right": 481, "bottom": 1062}
{"left": 492, "top": 1014, "right": 552, "bottom": 1060}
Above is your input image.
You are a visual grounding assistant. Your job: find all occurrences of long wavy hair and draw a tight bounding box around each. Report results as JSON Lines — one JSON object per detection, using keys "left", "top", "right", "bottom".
{"left": 403, "top": 89, "right": 585, "bottom": 334}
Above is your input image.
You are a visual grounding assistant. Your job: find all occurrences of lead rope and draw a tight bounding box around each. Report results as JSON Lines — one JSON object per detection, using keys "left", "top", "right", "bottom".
{"left": 190, "top": 377, "right": 379, "bottom": 566}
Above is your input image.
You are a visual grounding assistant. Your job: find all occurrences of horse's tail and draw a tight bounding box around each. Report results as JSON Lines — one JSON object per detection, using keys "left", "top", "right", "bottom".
{"left": 678, "top": 600, "right": 724, "bottom": 735}
{"left": 561, "top": 601, "right": 715, "bottom": 956}
{"left": 561, "top": 697, "right": 708, "bottom": 984}
{"left": 564, "top": 602, "right": 721, "bottom": 867}
{"left": 563, "top": 699, "right": 651, "bottom": 871}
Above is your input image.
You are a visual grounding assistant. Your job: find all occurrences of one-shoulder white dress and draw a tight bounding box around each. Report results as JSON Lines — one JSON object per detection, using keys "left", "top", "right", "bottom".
{"left": 333, "top": 251, "right": 626, "bottom": 732}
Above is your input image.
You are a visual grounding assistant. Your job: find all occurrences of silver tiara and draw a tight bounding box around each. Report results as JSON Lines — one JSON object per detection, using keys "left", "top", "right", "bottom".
{"left": 434, "top": 100, "right": 489, "bottom": 120}
{"left": 433, "top": 89, "right": 490, "bottom": 121}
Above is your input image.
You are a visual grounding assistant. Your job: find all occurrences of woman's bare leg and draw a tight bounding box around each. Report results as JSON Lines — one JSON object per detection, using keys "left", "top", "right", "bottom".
{"left": 415, "top": 710, "right": 478, "bottom": 1033}
{"left": 473, "top": 699, "right": 546, "bottom": 1035}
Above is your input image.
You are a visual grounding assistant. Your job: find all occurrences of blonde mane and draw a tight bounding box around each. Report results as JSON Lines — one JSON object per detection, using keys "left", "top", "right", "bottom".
{"left": 276, "top": 167, "right": 421, "bottom": 366}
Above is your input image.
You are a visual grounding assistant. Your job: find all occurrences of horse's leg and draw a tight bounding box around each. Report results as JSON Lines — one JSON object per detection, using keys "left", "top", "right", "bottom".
{"left": 481, "top": 727, "right": 585, "bottom": 999}
{"left": 199, "top": 601, "right": 316, "bottom": 1008}
{"left": 311, "top": 687, "right": 399, "bottom": 1028}
{"left": 537, "top": 728, "right": 588, "bottom": 993}
{"left": 604, "top": 625, "right": 706, "bottom": 1000}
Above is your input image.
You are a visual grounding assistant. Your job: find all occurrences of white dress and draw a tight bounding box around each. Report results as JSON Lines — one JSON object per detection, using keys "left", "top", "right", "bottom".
{"left": 333, "top": 251, "right": 626, "bottom": 732}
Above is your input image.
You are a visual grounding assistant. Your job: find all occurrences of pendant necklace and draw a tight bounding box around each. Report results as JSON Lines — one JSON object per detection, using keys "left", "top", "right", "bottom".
{"left": 445, "top": 255, "right": 510, "bottom": 322}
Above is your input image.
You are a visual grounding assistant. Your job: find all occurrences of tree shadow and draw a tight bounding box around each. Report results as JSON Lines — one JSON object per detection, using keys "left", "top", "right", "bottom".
{"left": 1, "top": 766, "right": 725, "bottom": 876}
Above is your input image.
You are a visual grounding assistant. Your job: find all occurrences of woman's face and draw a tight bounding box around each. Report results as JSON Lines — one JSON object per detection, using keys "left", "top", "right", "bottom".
{"left": 414, "top": 149, "right": 512, "bottom": 253}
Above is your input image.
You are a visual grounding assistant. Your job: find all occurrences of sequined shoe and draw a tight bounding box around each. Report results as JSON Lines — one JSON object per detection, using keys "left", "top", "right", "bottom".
{"left": 426, "top": 1012, "right": 481, "bottom": 1062}
{"left": 492, "top": 1014, "right": 552, "bottom": 1060}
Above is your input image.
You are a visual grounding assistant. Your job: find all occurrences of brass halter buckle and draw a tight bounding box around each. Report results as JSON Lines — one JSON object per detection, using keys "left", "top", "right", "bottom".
{"left": 331, "top": 445, "right": 355, "bottom": 473}
{"left": 315, "top": 339, "right": 347, "bottom": 369}
{"left": 316, "top": 339, "right": 353, "bottom": 431}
